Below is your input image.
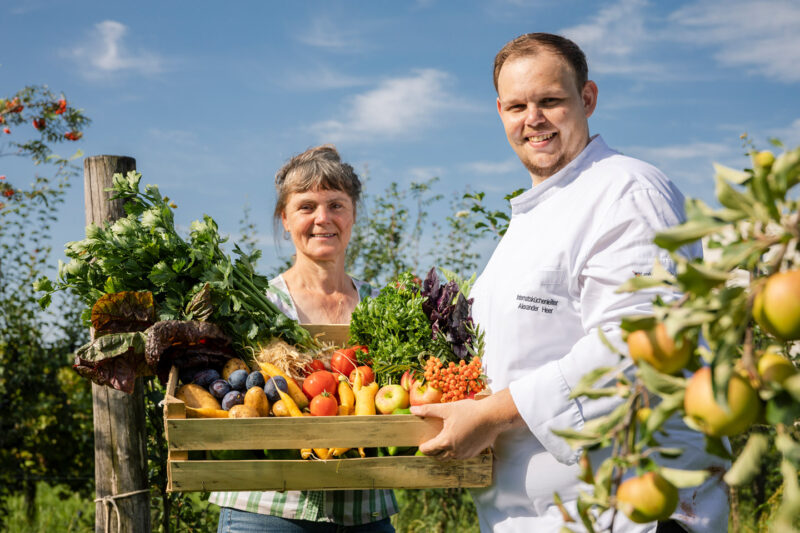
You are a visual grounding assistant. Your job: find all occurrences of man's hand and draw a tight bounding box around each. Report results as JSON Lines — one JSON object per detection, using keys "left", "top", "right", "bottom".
{"left": 410, "top": 388, "right": 525, "bottom": 460}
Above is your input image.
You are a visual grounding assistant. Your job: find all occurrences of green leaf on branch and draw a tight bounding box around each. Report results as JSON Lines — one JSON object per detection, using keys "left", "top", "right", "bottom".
{"left": 684, "top": 197, "right": 746, "bottom": 224}
{"left": 576, "top": 492, "right": 599, "bottom": 533}
{"left": 782, "top": 373, "right": 800, "bottom": 403}
{"left": 617, "top": 258, "right": 676, "bottom": 293}
{"left": 715, "top": 170, "right": 765, "bottom": 222}
{"left": 701, "top": 435, "right": 734, "bottom": 461}
{"left": 714, "top": 240, "right": 770, "bottom": 272}
{"left": 654, "top": 219, "right": 728, "bottom": 252}
{"left": 569, "top": 366, "right": 618, "bottom": 399}
{"left": 597, "top": 328, "right": 624, "bottom": 357}
{"left": 552, "top": 492, "right": 576, "bottom": 524}
{"left": 775, "top": 434, "right": 800, "bottom": 469}
{"left": 775, "top": 459, "right": 800, "bottom": 532}
{"left": 714, "top": 163, "right": 749, "bottom": 185}
{"left": 659, "top": 467, "right": 710, "bottom": 488}
{"left": 765, "top": 391, "right": 800, "bottom": 426}
{"left": 638, "top": 361, "right": 686, "bottom": 396}
{"left": 640, "top": 391, "right": 685, "bottom": 442}
{"left": 772, "top": 146, "right": 800, "bottom": 192}
{"left": 675, "top": 261, "right": 730, "bottom": 297}
{"left": 723, "top": 433, "right": 769, "bottom": 486}
{"left": 620, "top": 315, "right": 657, "bottom": 333}
{"left": 653, "top": 448, "right": 684, "bottom": 459}
{"left": 591, "top": 457, "right": 616, "bottom": 504}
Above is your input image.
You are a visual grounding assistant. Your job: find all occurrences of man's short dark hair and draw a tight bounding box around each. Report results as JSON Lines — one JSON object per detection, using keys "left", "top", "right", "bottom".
{"left": 493, "top": 33, "right": 588, "bottom": 93}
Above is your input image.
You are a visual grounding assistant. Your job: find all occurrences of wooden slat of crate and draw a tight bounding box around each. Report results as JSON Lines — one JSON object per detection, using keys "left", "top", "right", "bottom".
{"left": 162, "top": 324, "right": 494, "bottom": 492}
{"left": 166, "top": 414, "right": 442, "bottom": 450}
{"left": 163, "top": 366, "right": 187, "bottom": 496}
{"left": 168, "top": 454, "right": 493, "bottom": 492}
{"left": 301, "top": 324, "right": 350, "bottom": 345}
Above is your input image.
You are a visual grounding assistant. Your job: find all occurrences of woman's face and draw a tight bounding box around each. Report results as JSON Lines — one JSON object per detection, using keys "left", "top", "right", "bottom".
{"left": 281, "top": 188, "right": 355, "bottom": 263}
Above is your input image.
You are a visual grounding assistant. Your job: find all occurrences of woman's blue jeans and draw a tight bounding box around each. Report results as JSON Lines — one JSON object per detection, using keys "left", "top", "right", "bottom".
{"left": 217, "top": 507, "right": 395, "bottom": 533}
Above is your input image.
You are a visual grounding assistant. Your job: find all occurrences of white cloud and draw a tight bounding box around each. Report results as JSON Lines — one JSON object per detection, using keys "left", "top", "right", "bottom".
{"left": 669, "top": 0, "right": 800, "bottom": 83}
{"left": 284, "top": 66, "right": 366, "bottom": 90}
{"left": 461, "top": 158, "right": 520, "bottom": 175}
{"left": 296, "top": 16, "right": 364, "bottom": 51}
{"left": 561, "top": 0, "right": 666, "bottom": 78}
{"left": 67, "top": 20, "right": 164, "bottom": 79}
{"left": 312, "top": 69, "right": 476, "bottom": 143}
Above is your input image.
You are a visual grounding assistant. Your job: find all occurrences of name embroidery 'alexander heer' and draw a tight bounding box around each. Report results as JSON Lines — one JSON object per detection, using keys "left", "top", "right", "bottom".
{"left": 516, "top": 294, "right": 558, "bottom": 314}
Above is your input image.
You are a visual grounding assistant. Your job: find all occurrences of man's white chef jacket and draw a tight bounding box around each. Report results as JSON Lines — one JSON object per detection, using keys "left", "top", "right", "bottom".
{"left": 469, "top": 136, "right": 728, "bottom": 532}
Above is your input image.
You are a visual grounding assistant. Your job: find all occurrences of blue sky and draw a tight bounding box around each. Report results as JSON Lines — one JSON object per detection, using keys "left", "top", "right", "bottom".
{"left": 3, "top": 0, "right": 800, "bottom": 276}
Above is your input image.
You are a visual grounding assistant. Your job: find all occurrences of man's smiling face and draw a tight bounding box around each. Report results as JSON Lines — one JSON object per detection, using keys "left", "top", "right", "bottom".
{"left": 496, "top": 49, "right": 597, "bottom": 185}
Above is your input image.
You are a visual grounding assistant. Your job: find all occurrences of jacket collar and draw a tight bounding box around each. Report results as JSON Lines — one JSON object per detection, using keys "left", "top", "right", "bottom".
{"left": 510, "top": 135, "right": 614, "bottom": 214}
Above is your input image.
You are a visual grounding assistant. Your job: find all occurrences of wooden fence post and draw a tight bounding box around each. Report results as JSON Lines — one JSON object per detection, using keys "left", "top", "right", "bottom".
{"left": 84, "top": 155, "right": 151, "bottom": 533}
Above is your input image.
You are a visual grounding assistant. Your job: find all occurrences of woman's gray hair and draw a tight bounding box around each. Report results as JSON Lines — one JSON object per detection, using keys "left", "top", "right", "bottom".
{"left": 273, "top": 144, "right": 361, "bottom": 231}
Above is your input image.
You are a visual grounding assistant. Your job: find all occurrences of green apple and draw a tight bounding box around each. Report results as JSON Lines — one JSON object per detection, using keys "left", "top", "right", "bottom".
{"left": 757, "top": 348, "right": 797, "bottom": 385}
{"left": 684, "top": 367, "right": 761, "bottom": 437}
{"left": 753, "top": 270, "right": 800, "bottom": 341}
{"left": 616, "top": 471, "right": 678, "bottom": 523}
{"left": 627, "top": 322, "right": 693, "bottom": 375}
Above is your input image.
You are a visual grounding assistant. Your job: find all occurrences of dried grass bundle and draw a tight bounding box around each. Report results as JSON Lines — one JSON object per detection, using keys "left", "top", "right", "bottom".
{"left": 255, "top": 338, "right": 312, "bottom": 381}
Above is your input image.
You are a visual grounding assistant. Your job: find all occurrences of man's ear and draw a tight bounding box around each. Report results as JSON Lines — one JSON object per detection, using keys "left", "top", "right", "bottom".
{"left": 496, "top": 97, "right": 502, "bottom": 116}
{"left": 582, "top": 81, "right": 598, "bottom": 119}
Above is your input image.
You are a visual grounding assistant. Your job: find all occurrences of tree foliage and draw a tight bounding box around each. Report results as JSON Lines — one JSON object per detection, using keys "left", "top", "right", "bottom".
{"left": 0, "top": 86, "right": 92, "bottom": 527}
{"left": 556, "top": 139, "right": 800, "bottom": 532}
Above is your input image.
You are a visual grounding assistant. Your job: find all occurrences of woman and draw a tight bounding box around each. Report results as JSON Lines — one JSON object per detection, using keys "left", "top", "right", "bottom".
{"left": 210, "top": 145, "right": 397, "bottom": 532}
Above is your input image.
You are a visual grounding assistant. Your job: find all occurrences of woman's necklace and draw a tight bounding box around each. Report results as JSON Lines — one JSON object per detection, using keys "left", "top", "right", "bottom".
{"left": 317, "top": 292, "right": 347, "bottom": 324}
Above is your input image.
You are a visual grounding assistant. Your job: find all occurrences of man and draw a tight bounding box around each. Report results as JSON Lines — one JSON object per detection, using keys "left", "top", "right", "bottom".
{"left": 410, "top": 33, "right": 728, "bottom": 532}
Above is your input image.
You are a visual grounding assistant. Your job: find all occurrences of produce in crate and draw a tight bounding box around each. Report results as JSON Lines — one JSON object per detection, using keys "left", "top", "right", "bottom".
{"left": 35, "top": 171, "right": 321, "bottom": 391}
{"left": 264, "top": 376, "right": 289, "bottom": 403}
{"left": 375, "top": 384, "right": 410, "bottom": 414}
{"left": 176, "top": 383, "right": 222, "bottom": 410}
{"left": 349, "top": 268, "right": 487, "bottom": 399}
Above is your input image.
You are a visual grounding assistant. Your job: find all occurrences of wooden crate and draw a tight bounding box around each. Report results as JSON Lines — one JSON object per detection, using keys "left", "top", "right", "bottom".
{"left": 163, "top": 326, "right": 493, "bottom": 492}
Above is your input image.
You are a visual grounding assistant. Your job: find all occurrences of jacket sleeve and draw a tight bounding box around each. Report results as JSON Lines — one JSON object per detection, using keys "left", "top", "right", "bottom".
{"left": 507, "top": 187, "right": 701, "bottom": 464}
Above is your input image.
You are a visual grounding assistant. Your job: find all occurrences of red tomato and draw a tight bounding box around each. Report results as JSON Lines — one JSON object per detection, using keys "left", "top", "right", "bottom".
{"left": 302, "top": 370, "right": 338, "bottom": 400}
{"left": 304, "top": 359, "right": 327, "bottom": 376}
{"left": 331, "top": 348, "right": 358, "bottom": 377}
{"left": 349, "top": 366, "right": 375, "bottom": 386}
{"left": 309, "top": 391, "right": 338, "bottom": 416}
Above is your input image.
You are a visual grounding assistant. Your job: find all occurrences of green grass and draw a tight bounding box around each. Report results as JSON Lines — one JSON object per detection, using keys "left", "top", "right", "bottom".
{"left": 392, "top": 488, "right": 480, "bottom": 533}
{"left": 5, "top": 481, "right": 791, "bottom": 532}
{"left": 5, "top": 482, "right": 94, "bottom": 533}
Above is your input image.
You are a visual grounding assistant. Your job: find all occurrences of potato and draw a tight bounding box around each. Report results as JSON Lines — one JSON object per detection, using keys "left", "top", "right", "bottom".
{"left": 244, "top": 387, "right": 270, "bottom": 417}
{"left": 176, "top": 384, "right": 222, "bottom": 410}
{"left": 222, "top": 358, "right": 250, "bottom": 380}
{"left": 228, "top": 404, "right": 260, "bottom": 418}
{"left": 271, "top": 400, "right": 290, "bottom": 417}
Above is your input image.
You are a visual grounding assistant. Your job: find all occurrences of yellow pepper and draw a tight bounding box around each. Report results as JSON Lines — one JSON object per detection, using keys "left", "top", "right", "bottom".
{"left": 329, "top": 376, "right": 357, "bottom": 457}
{"left": 352, "top": 372, "right": 378, "bottom": 457}
{"left": 338, "top": 375, "right": 355, "bottom": 416}
{"left": 353, "top": 372, "right": 379, "bottom": 416}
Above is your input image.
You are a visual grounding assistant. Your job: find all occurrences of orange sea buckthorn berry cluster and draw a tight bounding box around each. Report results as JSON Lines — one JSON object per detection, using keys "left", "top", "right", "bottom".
{"left": 423, "top": 356, "right": 485, "bottom": 402}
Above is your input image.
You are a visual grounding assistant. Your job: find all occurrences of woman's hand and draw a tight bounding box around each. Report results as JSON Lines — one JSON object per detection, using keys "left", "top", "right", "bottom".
{"left": 411, "top": 388, "right": 525, "bottom": 460}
